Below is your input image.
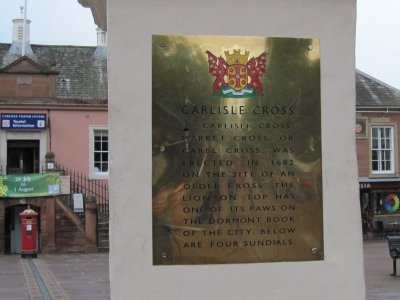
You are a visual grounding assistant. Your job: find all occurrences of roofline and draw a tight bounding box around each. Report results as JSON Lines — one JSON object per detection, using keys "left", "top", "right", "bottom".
{"left": 0, "top": 55, "right": 59, "bottom": 75}
{"left": 359, "top": 176, "right": 400, "bottom": 183}
{"left": 0, "top": 71, "right": 59, "bottom": 75}
{"left": 356, "top": 106, "right": 400, "bottom": 112}
{"left": 356, "top": 68, "right": 400, "bottom": 93}
{"left": 30, "top": 44, "right": 97, "bottom": 49}
{"left": 0, "top": 42, "right": 97, "bottom": 49}
{"left": 0, "top": 103, "right": 108, "bottom": 111}
{"left": 0, "top": 97, "right": 108, "bottom": 110}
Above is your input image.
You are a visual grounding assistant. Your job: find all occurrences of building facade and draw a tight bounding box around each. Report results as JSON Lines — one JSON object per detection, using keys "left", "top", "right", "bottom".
{"left": 356, "top": 70, "right": 400, "bottom": 237}
{"left": 0, "top": 11, "right": 108, "bottom": 253}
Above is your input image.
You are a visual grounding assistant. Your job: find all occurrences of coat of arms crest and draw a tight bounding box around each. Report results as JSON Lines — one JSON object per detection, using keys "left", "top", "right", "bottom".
{"left": 206, "top": 49, "right": 269, "bottom": 97}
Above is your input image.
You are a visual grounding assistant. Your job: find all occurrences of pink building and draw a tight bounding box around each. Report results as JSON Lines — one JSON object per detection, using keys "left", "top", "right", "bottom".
{"left": 0, "top": 11, "right": 108, "bottom": 253}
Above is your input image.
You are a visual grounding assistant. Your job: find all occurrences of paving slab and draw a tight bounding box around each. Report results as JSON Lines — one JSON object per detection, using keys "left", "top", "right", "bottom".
{"left": 0, "top": 243, "right": 398, "bottom": 299}
{"left": 364, "top": 240, "right": 400, "bottom": 300}
{"left": 0, "top": 255, "right": 29, "bottom": 300}
{"left": 0, "top": 253, "right": 109, "bottom": 300}
{"left": 39, "top": 253, "right": 110, "bottom": 300}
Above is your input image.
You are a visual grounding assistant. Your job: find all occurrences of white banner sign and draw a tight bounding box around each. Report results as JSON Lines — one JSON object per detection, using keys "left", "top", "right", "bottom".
{"left": 73, "top": 193, "right": 84, "bottom": 213}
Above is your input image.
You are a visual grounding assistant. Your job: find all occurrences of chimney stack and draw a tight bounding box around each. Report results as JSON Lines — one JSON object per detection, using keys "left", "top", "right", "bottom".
{"left": 95, "top": 28, "right": 107, "bottom": 58}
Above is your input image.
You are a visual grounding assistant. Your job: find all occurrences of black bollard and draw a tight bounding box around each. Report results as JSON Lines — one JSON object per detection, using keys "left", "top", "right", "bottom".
{"left": 388, "top": 236, "right": 400, "bottom": 277}
{"left": 391, "top": 258, "right": 397, "bottom": 277}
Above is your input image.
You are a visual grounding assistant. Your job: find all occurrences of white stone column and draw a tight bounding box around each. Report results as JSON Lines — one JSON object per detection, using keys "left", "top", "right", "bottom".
{"left": 108, "top": 1, "right": 364, "bottom": 299}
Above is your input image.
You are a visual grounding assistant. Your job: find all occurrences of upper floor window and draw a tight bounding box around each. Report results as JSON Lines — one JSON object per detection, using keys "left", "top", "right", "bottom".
{"left": 89, "top": 127, "right": 108, "bottom": 179}
{"left": 371, "top": 126, "right": 394, "bottom": 174}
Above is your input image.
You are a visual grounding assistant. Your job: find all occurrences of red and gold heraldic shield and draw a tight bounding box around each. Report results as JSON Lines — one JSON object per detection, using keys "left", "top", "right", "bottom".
{"left": 227, "top": 64, "right": 248, "bottom": 90}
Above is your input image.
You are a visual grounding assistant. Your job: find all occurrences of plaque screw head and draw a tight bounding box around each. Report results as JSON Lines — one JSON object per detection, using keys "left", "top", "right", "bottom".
{"left": 160, "top": 146, "right": 165, "bottom": 152}
{"left": 308, "top": 45, "right": 313, "bottom": 51}
{"left": 161, "top": 252, "right": 168, "bottom": 259}
{"left": 159, "top": 42, "right": 166, "bottom": 48}
{"left": 311, "top": 248, "right": 318, "bottom": 255}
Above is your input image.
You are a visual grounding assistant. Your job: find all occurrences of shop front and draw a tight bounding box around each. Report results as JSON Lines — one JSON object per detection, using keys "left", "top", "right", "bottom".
{"left": 360, "top": 178, "right": 400, "bottom": 238}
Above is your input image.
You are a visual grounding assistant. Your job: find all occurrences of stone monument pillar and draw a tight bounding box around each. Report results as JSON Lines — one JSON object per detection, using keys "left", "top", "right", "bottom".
{"left": 108, "top": 0, "right": 364, "bottom": 299}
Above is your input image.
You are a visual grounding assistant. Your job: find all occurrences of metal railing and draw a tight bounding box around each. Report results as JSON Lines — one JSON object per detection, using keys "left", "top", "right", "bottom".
{"left": 54, "top": 163, "right": 109, "bottom": 218}
{"left": 0, "top": 164, "right": 48, "bottom": 175}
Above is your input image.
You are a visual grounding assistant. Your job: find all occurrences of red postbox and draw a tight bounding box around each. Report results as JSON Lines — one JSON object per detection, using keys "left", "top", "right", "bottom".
{"left": 20, "top": 206, "right": 38, "bottom": 258}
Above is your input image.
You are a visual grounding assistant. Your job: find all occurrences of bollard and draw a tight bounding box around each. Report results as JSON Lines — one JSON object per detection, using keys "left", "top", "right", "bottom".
{"left": 387, "top": 236, "right": 400, "bottom": 276}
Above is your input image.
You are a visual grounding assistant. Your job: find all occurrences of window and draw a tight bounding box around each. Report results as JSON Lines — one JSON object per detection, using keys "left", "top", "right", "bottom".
{"left": 89, "top": 127, "right": 108, "bottom": 179}
{"left": 371, "top": 126, "right": 394, "bottom": 174}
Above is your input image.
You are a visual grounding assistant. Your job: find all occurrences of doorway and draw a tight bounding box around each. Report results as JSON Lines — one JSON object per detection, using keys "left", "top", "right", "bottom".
{"left": 7, "top": 140, "right": 40, "bottom": 174}
{"left": 4, "top": 205, "right": 40, "bottom": 254}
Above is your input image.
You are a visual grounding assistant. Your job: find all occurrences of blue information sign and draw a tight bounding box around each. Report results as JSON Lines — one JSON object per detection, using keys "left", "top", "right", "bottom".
{"left": 1, "top": 114, "right": 47, "bottom": 130}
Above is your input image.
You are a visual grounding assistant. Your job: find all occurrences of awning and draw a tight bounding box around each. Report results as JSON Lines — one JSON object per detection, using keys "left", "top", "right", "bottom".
{"left": 359, "top": 177, "right": 400, "bottom": 190}
{"left": 359, "top": 177, "right": 400, "bottom": 183}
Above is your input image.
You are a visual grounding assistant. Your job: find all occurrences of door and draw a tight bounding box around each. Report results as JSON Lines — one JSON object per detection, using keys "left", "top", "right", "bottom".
{"left": 7, "top": 140, "right": 40, "bottom": 174}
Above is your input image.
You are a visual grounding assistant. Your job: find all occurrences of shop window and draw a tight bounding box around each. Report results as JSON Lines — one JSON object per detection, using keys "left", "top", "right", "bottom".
{"left": 371, "top": 126, "right": 394, "bottom": 174}
{"left": 89, "top": 127, "right": 108, "bottom": 179}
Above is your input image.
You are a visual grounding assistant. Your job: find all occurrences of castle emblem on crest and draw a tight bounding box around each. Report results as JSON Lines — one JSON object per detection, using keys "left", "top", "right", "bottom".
{"left": 206, "top": 49, "right": 269, "bottom": 97}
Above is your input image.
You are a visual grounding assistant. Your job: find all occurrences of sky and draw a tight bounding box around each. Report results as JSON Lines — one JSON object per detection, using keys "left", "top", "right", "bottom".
{"left": 356, "top": 0, "right": 400, "bottom": 90}
{"left": 0, "top": 0, "right": 399, "bottom": 89}
{"left": 0, "top": 0, "right": 97, "bottom": 46}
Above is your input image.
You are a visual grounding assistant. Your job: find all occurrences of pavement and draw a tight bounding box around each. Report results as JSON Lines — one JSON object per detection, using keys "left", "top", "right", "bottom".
{"left": 364, "top": 240, "right": 400, "bottom": 300}
{"left": 0, "top": 253, "right": 109, "bottom": 300}
{"left": 0, "top": 241, "right": 398, "bottom": 299}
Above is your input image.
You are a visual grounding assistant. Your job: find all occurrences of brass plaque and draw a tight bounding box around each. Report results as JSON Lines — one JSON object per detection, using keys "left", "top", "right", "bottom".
{"left": 152, "top": 35, "right": 323, "bottom": 265}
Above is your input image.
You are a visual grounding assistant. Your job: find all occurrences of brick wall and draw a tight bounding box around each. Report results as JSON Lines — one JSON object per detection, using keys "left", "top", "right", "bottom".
{"left": 0, "top": 73, "right": 57, "bottom": 98}
{"left": 356, "top": 112, "right": 400, "bottom": 178}
{"left": 0, "top": 197, "right": 54, "bottom": 254}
